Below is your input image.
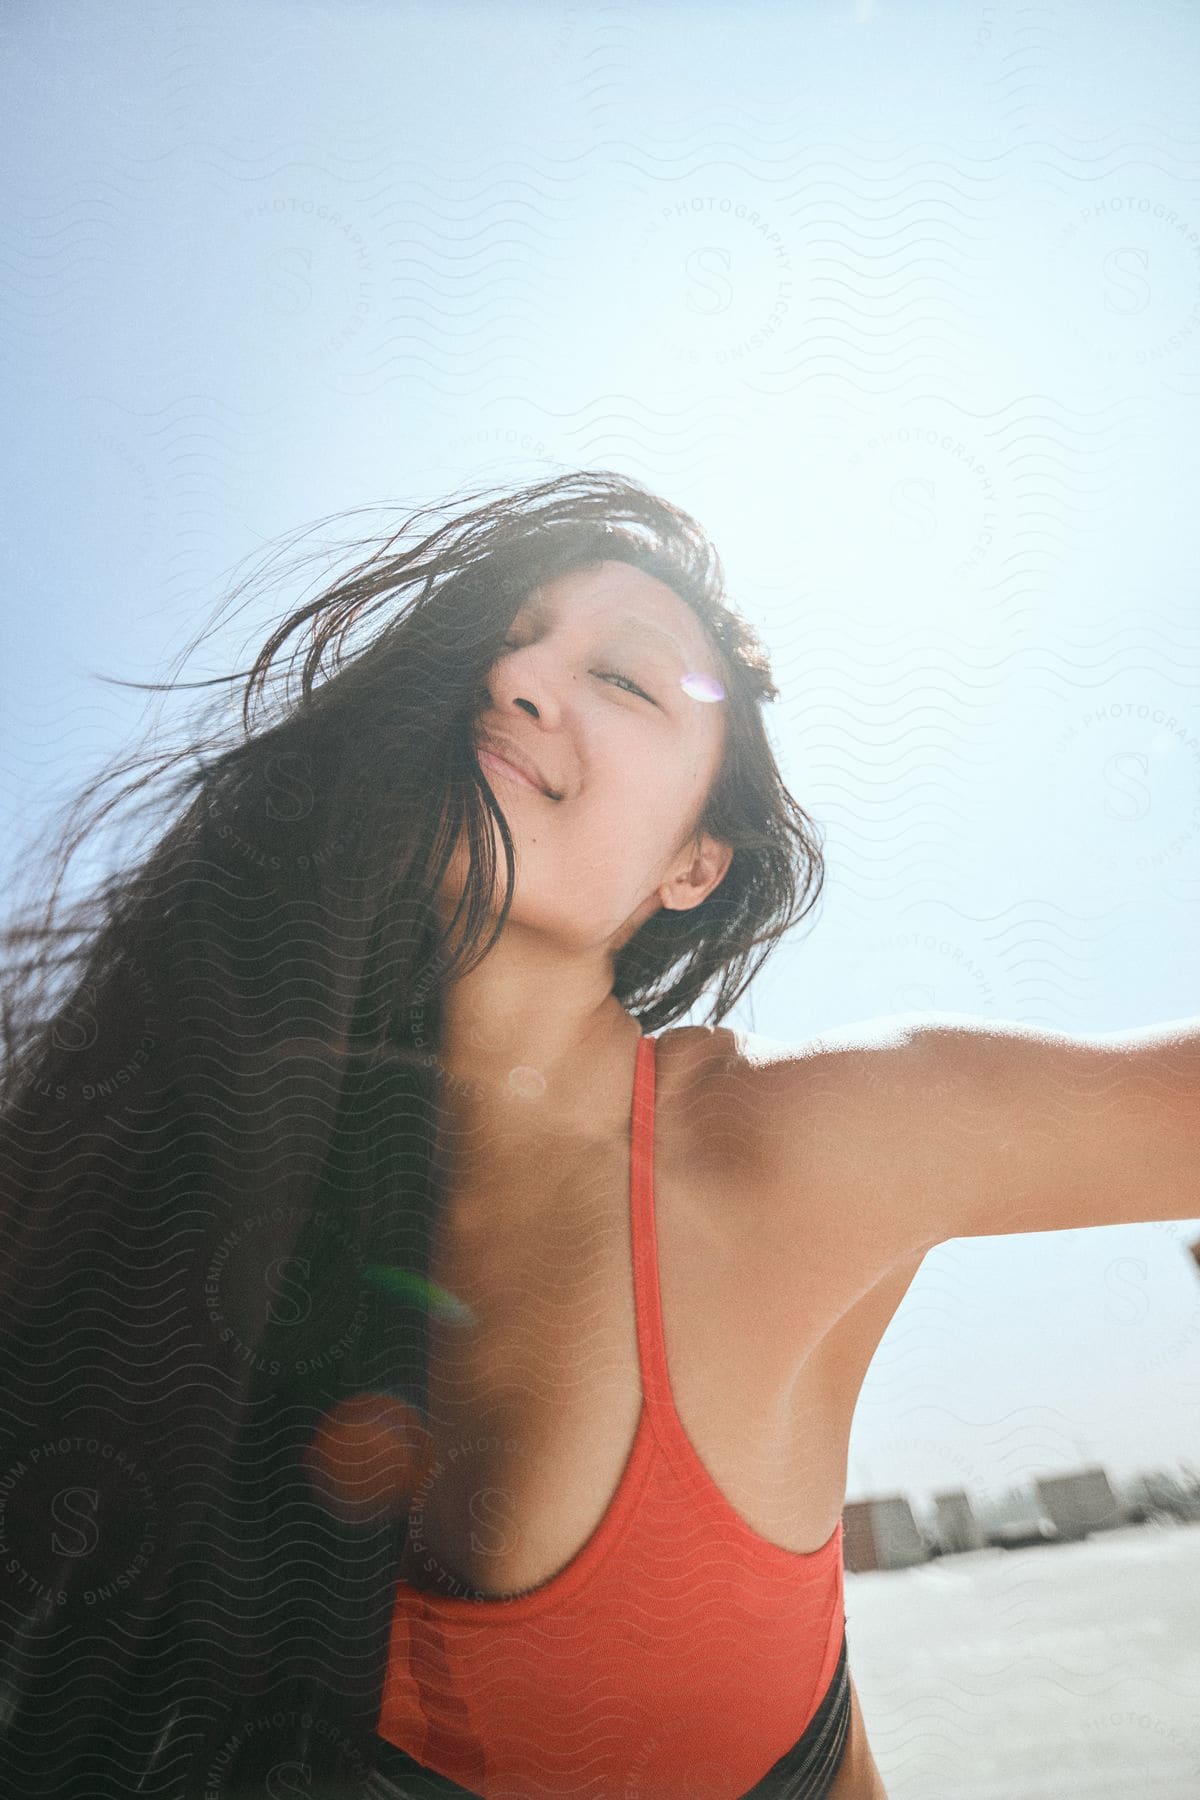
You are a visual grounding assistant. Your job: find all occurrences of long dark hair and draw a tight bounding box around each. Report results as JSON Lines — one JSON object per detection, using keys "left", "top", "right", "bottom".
{"left": 0, "top": 470, "right": 823, "bottom": 1797}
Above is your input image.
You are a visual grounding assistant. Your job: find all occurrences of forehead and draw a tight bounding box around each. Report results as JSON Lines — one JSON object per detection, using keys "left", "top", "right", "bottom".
{"left": 524, "top": 560, "right": 723, "bottom": 679}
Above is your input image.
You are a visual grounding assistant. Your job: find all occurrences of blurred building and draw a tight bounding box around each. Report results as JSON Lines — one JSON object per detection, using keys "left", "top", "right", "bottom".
{"left": 976, "top": 1483, "right": 1061, "bottom": 1548}
{"left": 1034, "top": 1465, "right": 1124, "bottom": 1540}
{"left": 1125, "top": 1469, "right": 1200, "bottom": 1521}
{"left": 932, "top": 1488, "right": 986, "bottom": 1554}
{"left": 977, "top": 1483, "right": 1040, "bottom": 1532}
{"left": 843, "top": 1495, "right": 929, "bottom": 1572}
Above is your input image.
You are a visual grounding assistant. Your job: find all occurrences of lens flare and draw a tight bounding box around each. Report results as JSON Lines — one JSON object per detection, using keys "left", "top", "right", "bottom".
{"left": 363, "top": 1263, "right": 476, "bottom": 1327}
{"left": 303, "top": 1391, "right": 434, "bottom": 1523}
{"left": 680, "top": 671, "right": 726, "bottom": 703}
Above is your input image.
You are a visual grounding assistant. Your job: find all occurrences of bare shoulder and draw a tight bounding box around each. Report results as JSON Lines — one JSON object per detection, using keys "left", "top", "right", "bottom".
{"left": 667, "top": 1009, "right": 1200, "bottom": 1249}
{"left": 656, "top": 1015, "right": 956, "bottom": 1276}
{"left": 657, "top": 1012, "right": 927, "bottom": 1151}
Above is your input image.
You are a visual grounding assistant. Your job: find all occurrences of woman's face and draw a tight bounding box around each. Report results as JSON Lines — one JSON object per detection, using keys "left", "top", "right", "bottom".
{"left": 443, "top": 559, "right": 734, "bottom": 955}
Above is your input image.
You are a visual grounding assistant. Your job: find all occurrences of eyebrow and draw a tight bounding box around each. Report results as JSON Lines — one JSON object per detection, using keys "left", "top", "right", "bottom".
{"left": 522, "top": 595, "right": 709, "bottom": 676}
{"left": 610, "top": 614, "right": 696, "bottom": 671}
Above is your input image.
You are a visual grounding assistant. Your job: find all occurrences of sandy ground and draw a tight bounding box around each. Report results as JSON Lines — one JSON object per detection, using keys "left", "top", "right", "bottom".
{"left": 845, "top": 1519, "right": 1200, "bottom": 1798}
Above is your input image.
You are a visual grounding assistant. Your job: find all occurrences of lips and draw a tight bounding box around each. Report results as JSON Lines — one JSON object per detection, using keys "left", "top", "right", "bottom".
{"left": 475, "top": 732, "right": 559, "bottom": 800}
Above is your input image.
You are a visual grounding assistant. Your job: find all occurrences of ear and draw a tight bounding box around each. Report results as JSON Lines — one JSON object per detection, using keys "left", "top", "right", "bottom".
{"left": 658, "top": 832, "right": 734, "bottom": 913}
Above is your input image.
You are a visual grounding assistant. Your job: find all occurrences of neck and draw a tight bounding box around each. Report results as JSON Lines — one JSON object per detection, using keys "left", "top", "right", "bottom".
{"left": 434, "top": 921, "right": 642, "bottom": 1137}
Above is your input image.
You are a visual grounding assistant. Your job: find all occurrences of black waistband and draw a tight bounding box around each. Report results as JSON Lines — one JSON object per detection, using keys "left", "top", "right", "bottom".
{"left": 367, "top": 1622, "right": 851, "bottom": 1799}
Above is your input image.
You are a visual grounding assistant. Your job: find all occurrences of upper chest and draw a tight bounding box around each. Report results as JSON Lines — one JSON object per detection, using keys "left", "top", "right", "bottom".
{"left": 395, "top": 1026, "right": 921, "bottom": 1600}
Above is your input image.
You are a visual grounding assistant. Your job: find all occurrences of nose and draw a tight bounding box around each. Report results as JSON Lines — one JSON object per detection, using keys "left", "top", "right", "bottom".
{"left": 488, "top": 640, "right": 565, "bottom": 724}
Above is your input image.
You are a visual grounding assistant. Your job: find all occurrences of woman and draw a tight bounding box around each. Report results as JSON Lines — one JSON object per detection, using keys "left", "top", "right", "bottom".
{"left": 367, "top": 531, "right": 883, "bottom": 1798}
{"left": 1, "top": 470, "right": 1194, "bottom": 1798}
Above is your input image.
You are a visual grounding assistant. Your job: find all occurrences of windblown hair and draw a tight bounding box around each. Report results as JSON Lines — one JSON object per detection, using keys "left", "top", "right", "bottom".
{"left": 0, "top": 469, "right": 823, "bottom": 1796}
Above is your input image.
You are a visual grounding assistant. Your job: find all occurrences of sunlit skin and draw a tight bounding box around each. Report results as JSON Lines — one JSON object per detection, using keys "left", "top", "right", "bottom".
{"left": 308, "top": 564, "right": 1200, "bottom": 1799}
{"left": 432, "top": 559, "right": 735, "bottom": 1142}
{"left": 305, "top": 568, "right": 737, "bottom": 1526}
{"left": 304, "top": 568, "right": 1200, "bottom": 1800}
{"left": 305, "top": 563, "right": 738, "bottom": 1525}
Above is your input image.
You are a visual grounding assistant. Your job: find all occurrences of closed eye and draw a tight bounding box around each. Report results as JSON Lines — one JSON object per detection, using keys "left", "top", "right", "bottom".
{"left": 500, "top": 641, "right": 655, "bottom": 706}
{"left": 597, "top": 670, "right": 655, "bottom": 704}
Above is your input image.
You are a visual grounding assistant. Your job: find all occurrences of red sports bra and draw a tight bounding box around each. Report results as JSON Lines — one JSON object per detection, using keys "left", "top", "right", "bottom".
{"left": 374, "top": 1031, "right": 846, "bottom": 1799}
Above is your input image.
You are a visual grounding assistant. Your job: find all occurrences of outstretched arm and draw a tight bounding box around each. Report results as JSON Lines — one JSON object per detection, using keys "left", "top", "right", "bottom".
{"left": 896, "top": 1014, "right": 1200, "bottom": 1242}
{"left": 753, "top": 1013, "right": 1200, "bottom": 1264}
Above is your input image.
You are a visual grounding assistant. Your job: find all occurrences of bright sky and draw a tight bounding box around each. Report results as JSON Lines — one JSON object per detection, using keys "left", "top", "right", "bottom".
{"left": 3, "top": 0, "right": 1199, "bottom": 1514}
